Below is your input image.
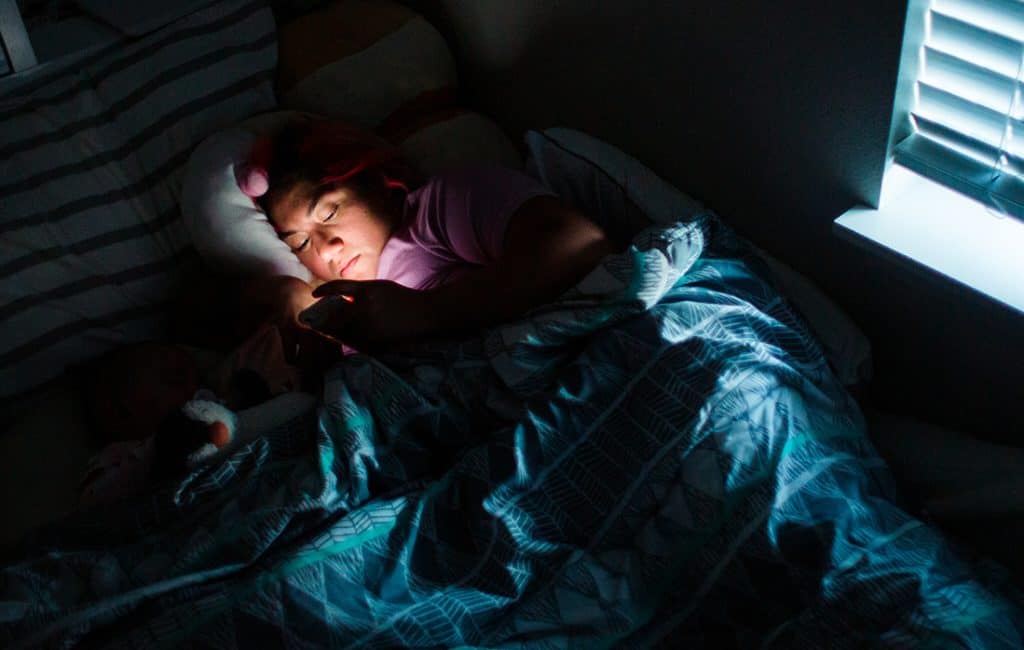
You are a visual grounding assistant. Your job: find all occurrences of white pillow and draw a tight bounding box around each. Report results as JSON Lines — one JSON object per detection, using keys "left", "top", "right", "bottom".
{"left": 524, "top": 127, "right": 872, "bottom": 386}
{"left": 181, "top": 127, "right": 312, "bottom": 282}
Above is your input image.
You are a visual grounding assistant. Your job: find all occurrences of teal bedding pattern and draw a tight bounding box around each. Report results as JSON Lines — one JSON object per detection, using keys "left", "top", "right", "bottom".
{"left": 2, "top": 214, "right": 1022, "bottom": 648}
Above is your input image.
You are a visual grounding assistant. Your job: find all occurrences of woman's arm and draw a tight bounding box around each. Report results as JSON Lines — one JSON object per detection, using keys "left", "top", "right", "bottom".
{"left": 423, "top": 195, "right": 613, "bottom": 334}
{"left": 312, "top": 196, "right": 614, "bottom": 344}
{"left": 238, "top": 274, "right": 316, "bottom": 329}
{"left": 171, "top": 270, "right": 316, "bottom": 346}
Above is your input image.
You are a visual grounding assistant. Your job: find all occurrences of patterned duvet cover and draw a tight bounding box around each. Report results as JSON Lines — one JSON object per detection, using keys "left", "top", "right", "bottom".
{"left": 2, "top": 213, "right": 1022, "bottom": 648}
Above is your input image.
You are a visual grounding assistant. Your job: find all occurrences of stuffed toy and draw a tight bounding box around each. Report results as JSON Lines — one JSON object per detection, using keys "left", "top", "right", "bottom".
{"left": 150, "top": 394, "right": 241, "bottom": 481}
{"left": 80, "top": 389, "right": 315, "bottom": 506}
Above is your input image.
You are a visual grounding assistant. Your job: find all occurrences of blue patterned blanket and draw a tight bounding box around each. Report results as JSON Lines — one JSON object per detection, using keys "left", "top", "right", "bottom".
{"left": 2, "top": 214, "right": 1022, "bottom": 648}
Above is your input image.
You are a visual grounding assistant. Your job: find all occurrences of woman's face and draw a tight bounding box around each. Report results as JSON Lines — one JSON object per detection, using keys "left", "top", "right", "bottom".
{"left": 269, "top": 181, "right": 398, "bottom": 282}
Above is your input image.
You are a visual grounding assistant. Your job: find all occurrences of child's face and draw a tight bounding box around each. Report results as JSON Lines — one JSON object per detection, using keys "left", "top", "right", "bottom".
{"left": 270, "top": 181, "right": 397, "bottom": 282}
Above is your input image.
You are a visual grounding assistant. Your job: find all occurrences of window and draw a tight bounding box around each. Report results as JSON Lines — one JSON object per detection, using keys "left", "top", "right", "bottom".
{"left": 894, "top": 0, "right": 1024, "bottom": 219}
{"left": 835, "top": 0, "right": 1024, "bottom": 315}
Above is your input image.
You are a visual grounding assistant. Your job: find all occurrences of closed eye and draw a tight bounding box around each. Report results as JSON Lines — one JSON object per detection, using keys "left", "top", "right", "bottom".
{"left": 322, "top": 206, "right": 338, "bottom": 223}
{"left": 292, "top": 238, "right": 310, "bottom": 253}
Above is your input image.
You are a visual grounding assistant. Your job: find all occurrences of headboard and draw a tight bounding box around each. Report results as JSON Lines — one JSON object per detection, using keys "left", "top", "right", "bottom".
{"left": 0, "top": 0, "right": 211, "bottom": 91}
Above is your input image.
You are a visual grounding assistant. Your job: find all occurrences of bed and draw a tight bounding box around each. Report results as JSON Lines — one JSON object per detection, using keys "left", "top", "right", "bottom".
{"left": 1, "top": 1, "right": 1022, "bottom": 647}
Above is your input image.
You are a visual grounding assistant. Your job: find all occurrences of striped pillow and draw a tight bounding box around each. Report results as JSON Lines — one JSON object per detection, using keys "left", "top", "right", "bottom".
{"left": 394, "top": 109, "right": 523, "bottom": 176}
{"left": 276, "top": 0, "right": 457, "bottom": 132}
{"left": 0, "top": 0, "right": 277, "bottom": 415}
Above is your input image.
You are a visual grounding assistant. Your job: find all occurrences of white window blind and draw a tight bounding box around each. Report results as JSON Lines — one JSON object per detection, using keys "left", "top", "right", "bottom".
{"left": 896, "top": 0, "right": 1024, "bottom": 217}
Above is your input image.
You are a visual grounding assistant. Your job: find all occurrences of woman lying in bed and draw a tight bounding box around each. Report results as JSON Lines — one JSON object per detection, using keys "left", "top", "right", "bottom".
{"left": 79, "top": 120, "right": 617, "bottom": 497}
{"left": 236, "top": 120, "right": 615, "bottom": 361}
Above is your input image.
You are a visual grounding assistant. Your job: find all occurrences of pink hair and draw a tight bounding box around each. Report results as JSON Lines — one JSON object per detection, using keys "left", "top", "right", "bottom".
{"left": 236, "top": 120, "right": 413, "bottom": 200}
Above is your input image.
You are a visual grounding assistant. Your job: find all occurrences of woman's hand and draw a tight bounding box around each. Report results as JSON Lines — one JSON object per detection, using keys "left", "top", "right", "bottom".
{"left": 273, "top": 276, "right": 318, "bottom": 327}
{"left": 238, "top": 275, "right": 316, "bottom": 331}
{"left": 307, "top": 279, "right": 435, "bottom": 347}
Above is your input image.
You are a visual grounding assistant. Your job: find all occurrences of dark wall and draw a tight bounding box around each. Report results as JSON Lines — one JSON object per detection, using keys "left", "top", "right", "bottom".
{"left": 405, "top": 0, "right": 1024, "bottom": 443}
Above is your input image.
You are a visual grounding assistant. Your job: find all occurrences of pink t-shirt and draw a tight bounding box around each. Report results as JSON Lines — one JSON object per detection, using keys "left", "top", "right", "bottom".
{"left": 376, "top": 166, "right": 553, "bottom": 290}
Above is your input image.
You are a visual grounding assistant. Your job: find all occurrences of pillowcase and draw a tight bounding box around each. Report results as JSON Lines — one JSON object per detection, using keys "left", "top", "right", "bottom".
{"left": 276, "top": 0, "right": 457, "bottom": 133}
{"left": 0, "top": 0, "right": 277, "bottom": 416}
{"left": 394, "top": 109, "right": 523, "bottom": 174}
{"left": 181, "top": 117, "right": 312, "bottom": 283}
{"left": 524, "top": 128, "right": 872, "bottom": 387}
{"left": 75, "top": 0, "right": 213, "bottom": 37}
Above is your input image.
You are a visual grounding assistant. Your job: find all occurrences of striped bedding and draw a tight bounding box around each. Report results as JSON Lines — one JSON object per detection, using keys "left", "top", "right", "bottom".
{"left": 0, "top": 0, "right": 276, "bottom": 414}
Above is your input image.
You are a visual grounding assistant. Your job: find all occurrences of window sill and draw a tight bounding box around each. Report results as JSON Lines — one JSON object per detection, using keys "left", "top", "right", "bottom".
{"left": 834, "top": 164, "right": 1024, "bottom": 315}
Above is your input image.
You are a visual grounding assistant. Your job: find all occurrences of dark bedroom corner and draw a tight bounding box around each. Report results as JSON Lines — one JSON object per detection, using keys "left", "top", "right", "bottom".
{"left": 1, "top": 0, "right": 1022, "bottom": 646}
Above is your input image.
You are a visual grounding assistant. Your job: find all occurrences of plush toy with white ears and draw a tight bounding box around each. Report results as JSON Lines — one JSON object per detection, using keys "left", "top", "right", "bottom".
{"left": 80, "top": 391, "right": 316, "bottom": 506}
{"left": 155, "top": 390, "right": 317, "bottom": 479}
{"left": 150, "top": 394, "right": 241, "bottom": 479}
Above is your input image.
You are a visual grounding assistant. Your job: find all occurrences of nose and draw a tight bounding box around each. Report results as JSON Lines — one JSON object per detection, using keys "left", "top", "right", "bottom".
{"left": 316, "top": 233, "right": 344, "bottom": 263}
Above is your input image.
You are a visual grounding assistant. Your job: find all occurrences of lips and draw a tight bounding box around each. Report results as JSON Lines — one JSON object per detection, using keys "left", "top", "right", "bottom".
{"left": 338, "top": 254, "right": 360, "bottom": 278}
